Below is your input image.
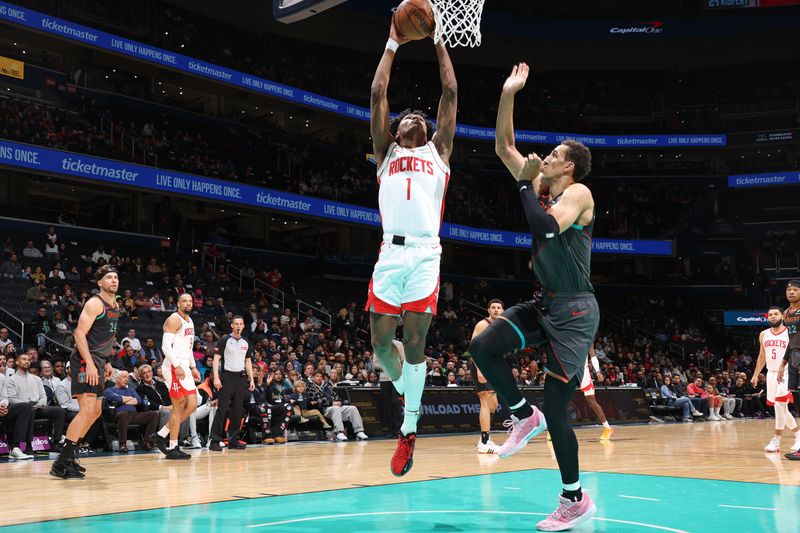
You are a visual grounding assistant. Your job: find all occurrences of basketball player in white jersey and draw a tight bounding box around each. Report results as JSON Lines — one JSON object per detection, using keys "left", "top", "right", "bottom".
{"left": 580, "top": 345, "right": 614, "bottom": 440}
{"left": 751, "top": 307, "right": 800, "bottom": 453}
{"left": 369, "top": 20, "right": 457, "bottom": 476}
{"left": 150, "top": 293, "right": 201, "bottom": 459}
{"left": 472, "top": 299, "right": 504, "bottom": 454}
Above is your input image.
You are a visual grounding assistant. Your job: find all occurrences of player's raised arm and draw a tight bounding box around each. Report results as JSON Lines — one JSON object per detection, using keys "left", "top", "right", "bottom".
{"left": 371, "top": 25, "right": 408, "bottom": 168}
{"left": 496, "top": 63, "right": 531, "bottom": 183}
{"left": 431, "top": 41, "right": 457, "bottom": 165}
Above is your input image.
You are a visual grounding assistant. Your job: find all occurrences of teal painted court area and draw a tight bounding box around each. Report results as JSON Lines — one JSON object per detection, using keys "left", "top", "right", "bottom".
{"left": 4, "top": 469, "right": 799, "bottom": 533}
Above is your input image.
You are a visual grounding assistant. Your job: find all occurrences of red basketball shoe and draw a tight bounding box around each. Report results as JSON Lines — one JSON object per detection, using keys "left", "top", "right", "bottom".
{"left": 391, "top": 433, "right": 416, "bottom": 477}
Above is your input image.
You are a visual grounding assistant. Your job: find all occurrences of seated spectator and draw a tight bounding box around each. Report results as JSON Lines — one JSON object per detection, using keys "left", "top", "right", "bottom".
{"left": 730, "top": 376, "right": 758, "bottom": 418}
{"left": 677, "top": 374, "right": 708, "bottom": 417}
{"left": 249, "top": 366, "right": 292, "bottom": 445}
{"left": 268, "top": 369, "right": 293, "bottom": 401}
{"left": 48, "top": 263, "right": 66, "bottom": 280}
{"left": 51, "top": 311, "right": 72, "bottom": 345}
{"left": 0, "top": 361, "right": 35, "bottom": 460}
{"left": 121, "top": 329, "right": 142, "bottom": 352}
{"left": 91, "top": 246, "right": 111, "bottom": 264}
{"left": 660, "top": 375, "right": 694, "bottom": 423}
{"left": 22, "top": 241, "right": 43, "bottom": 259}
{"left": 7, "top": 350, "right": 65, "bottom": 450}
{"left": 103, "top": 371, "right": 157, "bottom": 453}
{"left": 306, "top": 371, "right": 367, "bottom": 441}
{"left": 0, "top": 328, "right": 11, "bottom": 352}
{"left": 287, "top": 379, "right": 331, "bottom": 429}
{"left": 709, "top": 376, "right": 737, "bottom": 419}
{"left": 31, "top": 266, "right": 46, "bottom": 284}
{"left": 26, "top": 279, "right": 48, "bottom": 303}
{"left": 698, "top": 382, "right": 724, "bottom": 421}
{"left": 141, "top": 338, "right": 162, "bottom": 362}
{"left": 135, "top": 364, "right": 173, "bottom": 431}
{"left": 0, "top": 253, "right": 21, "bottom": 279}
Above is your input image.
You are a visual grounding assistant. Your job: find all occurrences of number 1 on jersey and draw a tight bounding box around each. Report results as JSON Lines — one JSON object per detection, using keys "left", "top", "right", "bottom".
{"left": 406, "top": 178, "right": 411, "bottom": 200}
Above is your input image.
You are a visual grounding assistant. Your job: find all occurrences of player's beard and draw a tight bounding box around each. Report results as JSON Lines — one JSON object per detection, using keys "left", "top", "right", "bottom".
{"left": 770, "top": 320, "right": 784, "bottom": 328}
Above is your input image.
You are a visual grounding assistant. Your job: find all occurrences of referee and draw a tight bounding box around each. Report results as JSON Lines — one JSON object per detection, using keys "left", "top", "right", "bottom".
{"left": 209, "top": 316, "right": 254, "bottom": 451}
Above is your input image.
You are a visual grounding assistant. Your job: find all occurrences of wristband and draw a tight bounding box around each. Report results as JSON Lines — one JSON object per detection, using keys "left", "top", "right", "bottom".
{"left": 386, "top": 38, "right": 400, "bottom": 53}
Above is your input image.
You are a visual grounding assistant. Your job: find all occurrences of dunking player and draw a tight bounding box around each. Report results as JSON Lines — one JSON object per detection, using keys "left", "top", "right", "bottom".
{"left": 471, "top": 299, "right": 504, "bottom": 454}
{"left": 778, "top": 280, "right": 800, "bottom": 460}
{"left": 466, "top": 63, "right": 598, "bottom": 531}
{"left": 752, "top": 307, "right": 800, "bottom": 454}
{"left": 581, "top": 345, "right": 614, "bottom": 440}
{"left": 51, "top": 265, "right": 120, "bottom": 479}
{"left": 150, "top": 293, "right": 201, "bottom": 459}
{"left": 367, "top": 19, "right": 457, "bottom": 476}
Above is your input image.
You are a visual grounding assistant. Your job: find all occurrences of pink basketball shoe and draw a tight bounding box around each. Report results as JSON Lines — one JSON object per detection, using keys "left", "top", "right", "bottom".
{"left": 536, "top": 493, "right": 596, "bottom": 531}
{"left": 496, "top": 405, "right": 547, "bottom": 459}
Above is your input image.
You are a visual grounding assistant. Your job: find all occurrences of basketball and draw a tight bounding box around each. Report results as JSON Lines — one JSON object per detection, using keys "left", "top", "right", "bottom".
{"left": 393, "top": 0, "right": 435, "bottom": 41}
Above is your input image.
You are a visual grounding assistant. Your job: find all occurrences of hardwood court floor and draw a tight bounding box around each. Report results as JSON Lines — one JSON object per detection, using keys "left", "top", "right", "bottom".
{"left": 2, "top": 419, "right": 799, "bottom": 530}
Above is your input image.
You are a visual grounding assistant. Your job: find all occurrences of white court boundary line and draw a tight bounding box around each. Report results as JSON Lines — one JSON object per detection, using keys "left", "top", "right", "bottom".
{"left": 718, "top": 504, "right": 776, "bottom": 511}
{"left": 247, "top": 510, "right": 690, "bottom": 532}
{"left": 620, "top": 495, "right": 661, "bottom": 501}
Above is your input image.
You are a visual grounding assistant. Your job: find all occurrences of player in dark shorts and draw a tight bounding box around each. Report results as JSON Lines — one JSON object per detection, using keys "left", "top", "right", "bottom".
{"left": 51, "top": 265, "right": 121, "bottom": 479}
{"left": 471, "top": 299, "right": 504, "bottom": 454}
{"left": 466, "top": 63, "right": 599, "bottom": 530}
{"left": 778, "top": 280, "right": 800, "bottom": 460}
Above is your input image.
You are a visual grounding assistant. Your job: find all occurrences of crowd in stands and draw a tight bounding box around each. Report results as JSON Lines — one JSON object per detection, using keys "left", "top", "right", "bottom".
{"left": 0, "top": 224, "right": 787, "bottom": 460}
{"left": 1, "top": 92, "right": 723, "bottom": 241}
{"left": 20, "top": 0, "right": 800, "bottom": 135}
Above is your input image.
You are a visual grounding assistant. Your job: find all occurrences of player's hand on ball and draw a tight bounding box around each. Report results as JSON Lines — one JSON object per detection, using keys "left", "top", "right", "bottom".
{"left": 390, "top": 22, "right": 409, "bottom": 46}
{"left": 517, "top": 153, "right": 542, "bottom": 182}
{"left": 502, "top": 63, "right": 529, "bottom": 95}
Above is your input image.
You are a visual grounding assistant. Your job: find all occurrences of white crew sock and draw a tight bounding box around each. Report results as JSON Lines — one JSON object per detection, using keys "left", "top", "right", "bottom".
{"left": 400, "top": 360, "right": 427, "bottom": 436}
{"left": 602, "top": 421, "right": 611, "bottom": 429}
{"left": 170, "top": 440, "right": 178, "bottom": 449}
{"left": 157, "top": 426, "right": 170, "bottom": 438}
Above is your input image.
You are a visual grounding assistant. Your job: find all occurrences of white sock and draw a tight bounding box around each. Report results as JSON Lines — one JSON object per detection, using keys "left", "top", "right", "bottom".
{"left": 157, "top": 426, "right": 170, "bottom": 438}
{"left": 400, "top": 360, "right": 427, "bottom": 436}
{"left": 170, "top": 440, "right": 178, "bottom": 449}
{"left": 602, "top": 421, "right": 611, "bottom": 429}
{"left": 392, "top": 375, "right": 405, "bottom": 396}
{"left": 563, "top": 481, "right": 581, "bottom": 491}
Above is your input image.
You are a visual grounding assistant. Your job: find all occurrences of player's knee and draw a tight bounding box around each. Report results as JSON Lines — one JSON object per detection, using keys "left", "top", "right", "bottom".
{"left": 402, "top": 333, "right": 425, "bottom": 358}
{"left": 370, "top": 331, "right": 393, "bottom": 354}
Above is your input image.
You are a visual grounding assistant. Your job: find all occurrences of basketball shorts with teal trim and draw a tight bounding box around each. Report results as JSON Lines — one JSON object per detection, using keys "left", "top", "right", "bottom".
{"left": 498, "top": 294, "right": 600, "bottom": 383}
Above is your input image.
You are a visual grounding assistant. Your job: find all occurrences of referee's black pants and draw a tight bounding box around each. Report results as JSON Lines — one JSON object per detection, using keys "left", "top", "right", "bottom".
{"left": 210, "top": 370, "right": 248, "bottom": 442}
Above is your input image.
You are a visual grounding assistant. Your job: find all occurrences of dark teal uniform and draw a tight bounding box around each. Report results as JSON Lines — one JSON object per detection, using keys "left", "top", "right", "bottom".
{"left": 500, "top": 189, "right": 600, "bottom": 383}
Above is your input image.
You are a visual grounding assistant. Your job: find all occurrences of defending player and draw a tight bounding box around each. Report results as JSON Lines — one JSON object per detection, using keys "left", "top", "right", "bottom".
{"left": 150, "top": 293, "right": 201, "bottom": 459}
{"left": 51, "top": 265, "right": 120, "bottom": 479}
{"left": 471, "top": 299, "right": 504, "bottom": 453}
{"left": 367, "top": 18, "right": 457, "bottom": 477}
{"left": 466, "top": 63, "right": 598, "bottom": 530}
{"left": 581, "top": 345, "right": 614, "bottom": 440}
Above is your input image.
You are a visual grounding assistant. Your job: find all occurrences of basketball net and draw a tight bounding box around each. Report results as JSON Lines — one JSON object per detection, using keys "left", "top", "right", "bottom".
{"left": 429, "top": 0, "right": 485, "bottom": 48}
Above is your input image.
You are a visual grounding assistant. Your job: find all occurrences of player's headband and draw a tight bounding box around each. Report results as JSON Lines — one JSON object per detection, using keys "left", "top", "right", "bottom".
{"left": 95, "top": 265, "right": 118, "bottom": 281}
{"left": 787, "top": 280, "right": 800, "bottom": 289}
